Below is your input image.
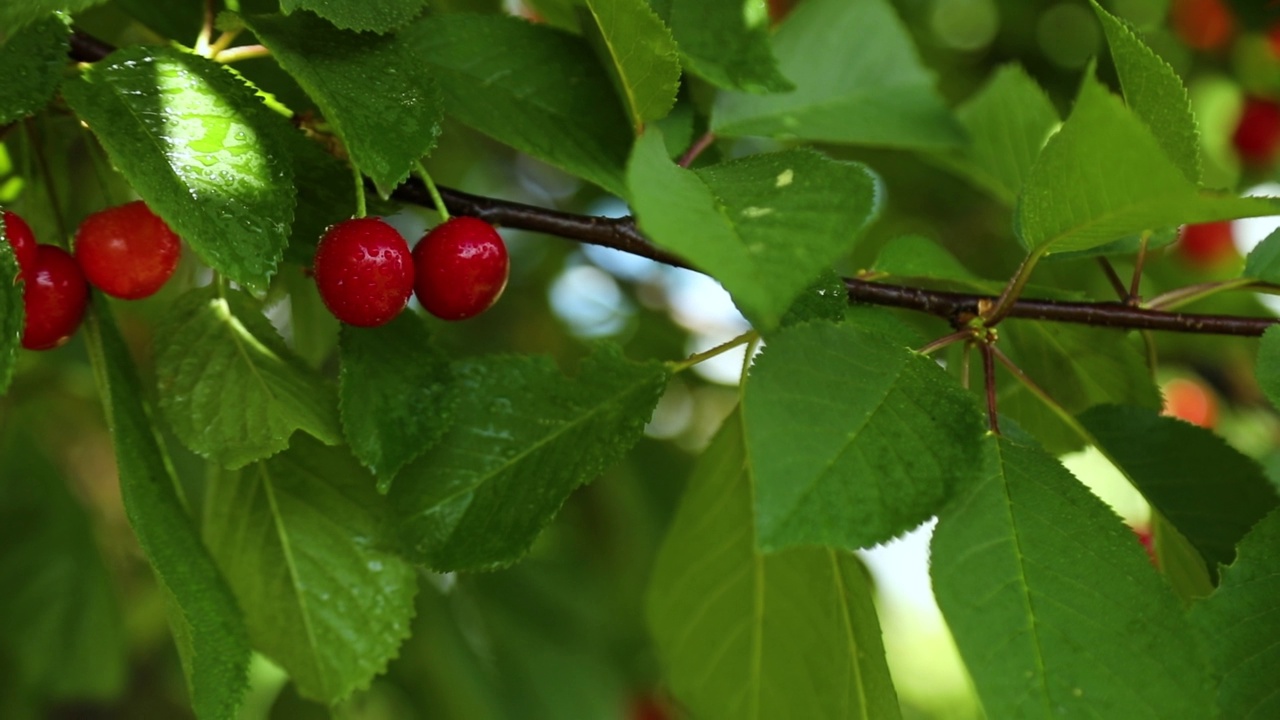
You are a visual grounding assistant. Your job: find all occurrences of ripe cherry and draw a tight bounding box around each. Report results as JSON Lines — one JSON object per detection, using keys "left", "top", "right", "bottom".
{"left": 313, "top": 217, "right": 414, "bottom": 327}
{"left": 1177, "top": 221, "right": 1236, "bottom": 266}
{"left": 1161, "top": 377, "right": 1218, "bottom": 428}
{"left": 74, "top": 201, "right": 181, "bottom": 299}
{"left": 22, "top": 245, "right": 89, "bottom": 351}
{"left": 1170, "top": 0, "right": 1235, "bottom": 51}
{"left": 1233, "top": 97, "right": 1280, "bottom": 167}
{"left": 2, "top": 210, "right": 37, "bottom": 281}
{"left": 413, "top": 217, "right": 509, "bottom": 321}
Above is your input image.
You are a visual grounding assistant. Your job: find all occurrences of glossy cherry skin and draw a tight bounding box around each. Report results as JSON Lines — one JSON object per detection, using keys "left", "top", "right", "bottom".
{"left": 1233, "top": 97, "right": 1280, "bottom": 167}
{"left": 74, "top": 201, "right": 181, "bottom": 299}
{"left": 2, "top": 210, "right": 37, "bottom": 282}
{"left": 1170, "top": 0, "right": 1234, "bottom": 51}
{"left": 413, "top": 217, "right": 509, "bottom": 321}
{"left": 313, "top": 217, "right": 415, "bottom": 327}
{"left": 22, "top": 245, "right": 89, "bottom": 351}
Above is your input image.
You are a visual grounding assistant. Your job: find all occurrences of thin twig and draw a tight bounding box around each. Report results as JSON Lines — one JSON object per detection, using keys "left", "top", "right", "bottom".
{"left": 917, "top": 329, "right": 972, "bottom": 356}
{"left": 214, "top": 45, "right": 270, "bottom": 63}
{"left": 1129, "top": 232, "right": 1150, "bottom": 303}
{"left": 677, "top": 132, "right": 716, "bottom": 168}
{"left": 1145, "top": 278, "right": 1256, "bottom": 311}
{"left": 1097, "top": 258, "right": 1129, "bottom": 301}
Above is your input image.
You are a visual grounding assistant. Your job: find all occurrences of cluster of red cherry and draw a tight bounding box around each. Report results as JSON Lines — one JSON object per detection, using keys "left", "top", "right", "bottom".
{"left": 3, "top": 202, "right": 180, "bottom": 350}
{"left": 312, "top": 215, "right": 509, "bottom": 327}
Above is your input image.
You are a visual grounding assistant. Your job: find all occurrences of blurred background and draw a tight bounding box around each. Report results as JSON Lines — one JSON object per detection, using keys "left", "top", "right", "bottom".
{"left": 5, "top": 0, "right": 1280, "bottom": 717}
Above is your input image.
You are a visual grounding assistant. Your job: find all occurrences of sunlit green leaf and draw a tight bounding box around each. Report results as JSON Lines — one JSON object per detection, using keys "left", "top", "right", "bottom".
{"left": 392, "top": 345, "right": 667, "bottom": 571}
{"left": 648, "top": 412, "right": 901, "bottom": 720}
{"left": 932, "top": 435, "right": 1214, "bottom": 718}
{"left": 0, "top": 0, "right": 104, "bottom": 34}
{"left": 743, "top": 320, "right": 986, "bottom": 551}
{"left": 204, "top": 436, "right": 417, "bottom": 704}
{"left": 155, "top": 286, "right": 342, "bottom": 469}
{"left": 63, "top": 47, "right": 294, "bottom": 288}
{"left": 1018, "top": 69, "right": 1278, "bottom": 255}
{"left": 1092, "top": 0, "right": 1200, "bottom": 183}
{"left": 580, "top": 0, "right": 681, "bottom": 130}
{"left": 628, "top": 130, "right": 877, "bottom": 329}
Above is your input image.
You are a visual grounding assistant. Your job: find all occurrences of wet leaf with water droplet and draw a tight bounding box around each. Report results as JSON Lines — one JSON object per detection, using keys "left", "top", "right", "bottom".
{"left": 154, "top": 286, "right": 342, "bottom": 469}
{"left": 392, "top": 344, "right": 668, "bottom": 571}
{"left": 0, "top": 13, "right": 70, "bottom": 125}
{"left": 63, "top": 47, "right": 294, "bottom": 289}
{"left": 204, "top": 435, "right": 417, "bottom": 704}
{"left": 339, "top": 313, "right": 457, "bottom": 492}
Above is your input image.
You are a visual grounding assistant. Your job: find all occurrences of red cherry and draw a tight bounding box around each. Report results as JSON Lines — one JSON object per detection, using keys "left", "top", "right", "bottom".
{"left": 22, "top": 245, "right": 89, "bottom": 350}
{"left": 413, "top": 217, "right": 509, "bottom": 321}
{"left": 2, "top": 210, "right": 37, "bottom": 282}
{"left": 1161, "top": 377, "right": 1218, "bottom": 428}
{"left": 313, "top": 217, "right": 414, "bottom": 327}
{"left": 1170, "top": 0, "right": 1235, "bottom": 51}
{"left": 1233, "top": 97, "right": 1280, "bottom": 166}
{"left": 74, "top": 201, "right": 181, "bottom": 299}
{"left": 1177, "top": 222, "right": 1236, "bottom": 266}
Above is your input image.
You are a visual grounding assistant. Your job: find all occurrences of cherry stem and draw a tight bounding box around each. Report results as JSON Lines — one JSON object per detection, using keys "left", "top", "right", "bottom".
{"left": 214, "top": 44, "right": 269, "bottom": 63}
{"left": 677, "top": 132, "right": 716, "bottom": 168}
{"left": 985, "top": 246, "right": 1047, "bottom": 326}
{"left": 195, "top": 0, "right": 215, "bottom": 56}
{"left": 668, "top": 330, "right": 758, "bottom": 374}
{"left": 352, "top": 165, "right": 367, "bottom": 219}
{"left": 1097, "top": 258, "right": 1129, "bottom": 301}
{"left": 917, "top": 329, "right": 972, "bottom": 356}
{"left": 413, "top": 161, "right": 451, "bottom": 222}
{"left": 990, "top": 345, "right": 1091, "bottom": 444}
{"left": 1145, "top": 278, "right": 1257, "bottom": 311}
{"left": 1129, "top": 232, "right": 1150, "bottom": 302}
{"left": 25, "top": 120, "right": 69, "bottom": 246}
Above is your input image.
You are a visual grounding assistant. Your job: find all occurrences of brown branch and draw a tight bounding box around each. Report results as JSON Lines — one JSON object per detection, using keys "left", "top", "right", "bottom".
{"left": 67, "top": 29, "right": 1280, "bottom": 338}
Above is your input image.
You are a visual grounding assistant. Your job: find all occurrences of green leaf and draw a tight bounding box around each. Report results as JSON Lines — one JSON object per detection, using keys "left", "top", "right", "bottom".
{"left": 1244, "top": 228, "right": 1280, "bottom": 284}
{"left": 580, "top": 0, "right": 681, "bottom": 131}
{"left": 404, "top": 13, "right": 633, "bottom": 195}
{"left": 0, "top": 14, "right": 69, "bottom": 125}
{"left": 278, "top": 0, "right": 428, "bottom": 33}
{"left": 0, "top": 215, "right": 21, "bottom": 396}
{"left": 1153, "top": 511, "right": 1215, "bottom": 604}
{"left": 871, "top": 234, "right": 998, "bottom": 292}
{"left": 657, "top": 0, "right": 790, "bottom": 93}
{"left": 245, "top": 12, "right": 443, "bottom": 196}
{"left": 647, "top": 413, "right": 902, "bottom": 720}
{"left": 1092, "top": 0, "right": 1200, "bottom": 184}
{"left": 392, "top": 344, "right": 667, "bottom": 571}
{"left": 63, "top": 47, "right": 294, "bottom": 289}
{"left": 712, "top": 0, "right": 963, "bottom": 149}
{"left": 1190, "top": 507, "right": 1280, "bottom": 718}
{"left": 627, "top": 130, "right": 877, "bottom": 329}
{"left": 339, "top": 313, "right": 457, "bottom": 490}
{"left": 83, "top": 305, "right": 250, "bottom": 720}
{"left": 0, "top": 0, "right": 105, "bottom": 34}
{"left": 204, "top": 435, "right": 418, "bottom": 704}
{"left": 932, "top": 435, "right": 1214, "bottom": 719}
{"left": 778, "top": 269, "right": 848, "bottom": 327}
{"left": 280, "top": 130, "right": 357, "bottom": 265}
{"left": 154, "top": 286, "right": 342, "bottom": 469}
{"left": 999, "top": 321, "right": 1160, "bottom": 455}
{"left": 931, "top": 64, "right": 1059, "bottom": 205}
{"left": 1017, "top": 69, "right": 1279, "bottom": 255}
{"left": 0, "top": 426, "right": 125, "bottom": 701}
{"left": 1255, "top": 326, "right": 1280, "bottom": 413}
{"left": 742, "top": 320, "right": 986, "bottom": 551}
{"left": 1079, "top": 405, "right": 1279, "bottom": 575}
